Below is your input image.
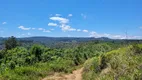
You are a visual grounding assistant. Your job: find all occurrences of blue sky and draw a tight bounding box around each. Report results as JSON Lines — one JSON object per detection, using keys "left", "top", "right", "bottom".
{"left": 0, "top": 0, "right": 142, "bottom": 39}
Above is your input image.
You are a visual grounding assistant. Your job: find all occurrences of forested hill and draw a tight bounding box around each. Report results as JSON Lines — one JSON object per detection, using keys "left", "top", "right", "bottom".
{"left": 0, "top": 37, "right": 111, "bottom": 49}
{"left": 1, "top": 36, "right": 142, "bottom": 49}
{"left": 18, "top": 37, "right": 111, "bottom": 42}
{"left": 1, "top": 36, "right": 142, "bottom": 43}
{"left": 0, "top": 36, "right": 111, "bottom": 43}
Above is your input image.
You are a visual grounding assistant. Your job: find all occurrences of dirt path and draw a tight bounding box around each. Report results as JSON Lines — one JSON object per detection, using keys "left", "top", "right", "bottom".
{"left": 42, "top": 68, "right": 83, "bottom": 80}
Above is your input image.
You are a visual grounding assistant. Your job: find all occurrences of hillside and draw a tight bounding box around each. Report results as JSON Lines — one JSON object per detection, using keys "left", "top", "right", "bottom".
{"left": 0, "top": 36, "right": 142, "bottom": 80}
{"left": 0, "top": 36, "right": 141, "bottom": 49}
{"left": 83, "top": 44, "right": 142, "bottom": 80}
{"left": 0, "top": 37, "right": 111, "bottom": 49}
{"left": 0, "top": 37, "right": 120, "bottom": 80}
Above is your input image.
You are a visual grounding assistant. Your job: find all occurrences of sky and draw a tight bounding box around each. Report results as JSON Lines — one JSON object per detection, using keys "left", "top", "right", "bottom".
{"left": 0, "top": 0, "right": 142, "bottom": 39}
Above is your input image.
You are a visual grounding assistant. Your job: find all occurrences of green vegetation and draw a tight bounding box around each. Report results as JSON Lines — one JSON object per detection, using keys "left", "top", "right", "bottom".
{"left": 0, "top": 36, "right": 141, "bottom": 80}
{"left": 83, "top": 44, "right": 142, "bottom": 80}
{"left": 4, "top": 36, "right": 19, "bottom": 50}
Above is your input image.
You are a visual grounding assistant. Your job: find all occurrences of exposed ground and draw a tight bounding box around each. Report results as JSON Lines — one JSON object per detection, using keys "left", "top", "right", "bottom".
{"left": 42, "top": 68, "right": 83, "bottom": 80}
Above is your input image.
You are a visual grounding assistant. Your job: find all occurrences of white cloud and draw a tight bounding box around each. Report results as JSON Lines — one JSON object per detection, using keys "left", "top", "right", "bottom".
{"left": 68, "top": 14, "right": 73, "bottom": 17}
{"left": 50, "top": 16, "right": 69, "bottom": 24}
{"left": 18, "top": 26, "right": 31, "bottom": 30}
{"left": 60, "top": 24, "right": 76, "bottom": 31}
{"left": 38, "top": 28, "right": 44, "bottom": 30}
{"left": 90, "top": 31, "right": 124, "bottom": 39}
{"left": 140, "top": 26, "right": 142, "bottom": 29}
{"left": 113, "top": 35, "right": 124, "bottom": 39}
{"left": 89, "top": 31, "right": 142, "bottom": 39}
{"left": 20, "top": 32, "right": 32, "bottom": 37}
{"left": 55, "top": 14, "right": 61, "bottom": 16}
{"left": 81, "top": 13, "right": 87, "bottom": 19}
{"left": 128, "top": 36, "right": 142, "bottom": 39}
{"left": 49, "top": 15, "right": 88, "bottom": 33}
{"left": 50, "top": 16, "right": 77, "bottom": 32}
{"left": 43, "top": 30, "right": 51, "bottom": 33}
{"left": 32, "top": 28, "right": 36, "bottom": 30}
{"left": 90, "top": 32, "right": 110, "bottom": 38}
{"left": 27, "top": 32, "right": 31, "bottom": 35}
{"left": 48, "top": 23, "right": 58, "bottom": 27}
{"left": 69, "top": 28, "right": 76, "bottom": 31}
{"left": 2, "top": 22, "right": 7, "bottom": 24}
{"left": 77, "top": 29, "right": 81, "bottom": 32}
{"left": 83, "top": 30, "right": 88, "bottom": 33}
{"left": 38, "top": 28, "right": 51, "bottom": 33}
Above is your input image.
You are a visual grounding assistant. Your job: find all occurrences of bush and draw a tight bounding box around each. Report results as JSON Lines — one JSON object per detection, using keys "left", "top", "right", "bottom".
{"left": 30, "top": 44, "right": 44, "bottom": 61}
{"left": 83, "top": 44, "right": 142, "bottom": 80}
{"left": 83, "top": 57, "right": 101, "bottom": 80}
{"left": 131, "top": 44, "right": 142, "bottom": 55}
{"left": 49, "top": 58, "right": 75, "bottom": 73}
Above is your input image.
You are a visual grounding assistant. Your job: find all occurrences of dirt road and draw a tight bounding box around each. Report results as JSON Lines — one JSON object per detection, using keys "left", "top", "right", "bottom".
{"left": 42, "top": 68, "right": 83, "bottom": 80}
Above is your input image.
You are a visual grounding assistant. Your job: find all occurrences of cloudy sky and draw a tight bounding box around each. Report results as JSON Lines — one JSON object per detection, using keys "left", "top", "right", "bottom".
{"left": 0, "top": 0, "right": 142, "bottom": 39}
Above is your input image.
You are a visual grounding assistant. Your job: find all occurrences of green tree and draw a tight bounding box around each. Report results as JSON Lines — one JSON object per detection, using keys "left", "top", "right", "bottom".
{"left": 5, "top": 36, "right": 18, "bottom": 50}
{"left": 30, "top": 44, "right": 43, "bottom": 61}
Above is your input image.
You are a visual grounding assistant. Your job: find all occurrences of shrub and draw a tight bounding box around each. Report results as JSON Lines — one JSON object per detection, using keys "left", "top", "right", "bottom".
{"left": 49, "top": 58, "right": 75, "bottom": 73}
{"left": 30, "top": 44, "right": 44, "bottom": 61}
{"left": 83, "top": 44, "right": 142, "bottom": 80}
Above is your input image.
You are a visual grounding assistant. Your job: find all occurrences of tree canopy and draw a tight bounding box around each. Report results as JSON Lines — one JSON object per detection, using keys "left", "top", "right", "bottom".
{"left": 5, "top": 36, "right": 18, "bottom": 50}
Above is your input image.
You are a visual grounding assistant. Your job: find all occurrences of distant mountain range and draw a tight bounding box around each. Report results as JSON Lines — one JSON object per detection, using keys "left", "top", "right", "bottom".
{"left": 0, "top": 36, "right": 141, "bottom": 43}
{"left": 0, "top": 36, "right": 141, "bottom": 49}
{"left": 18, "top": 36, "right": 111, "bottom": 43}
{"left": 0, "top": 36, "right": 112, "bottom": 49}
